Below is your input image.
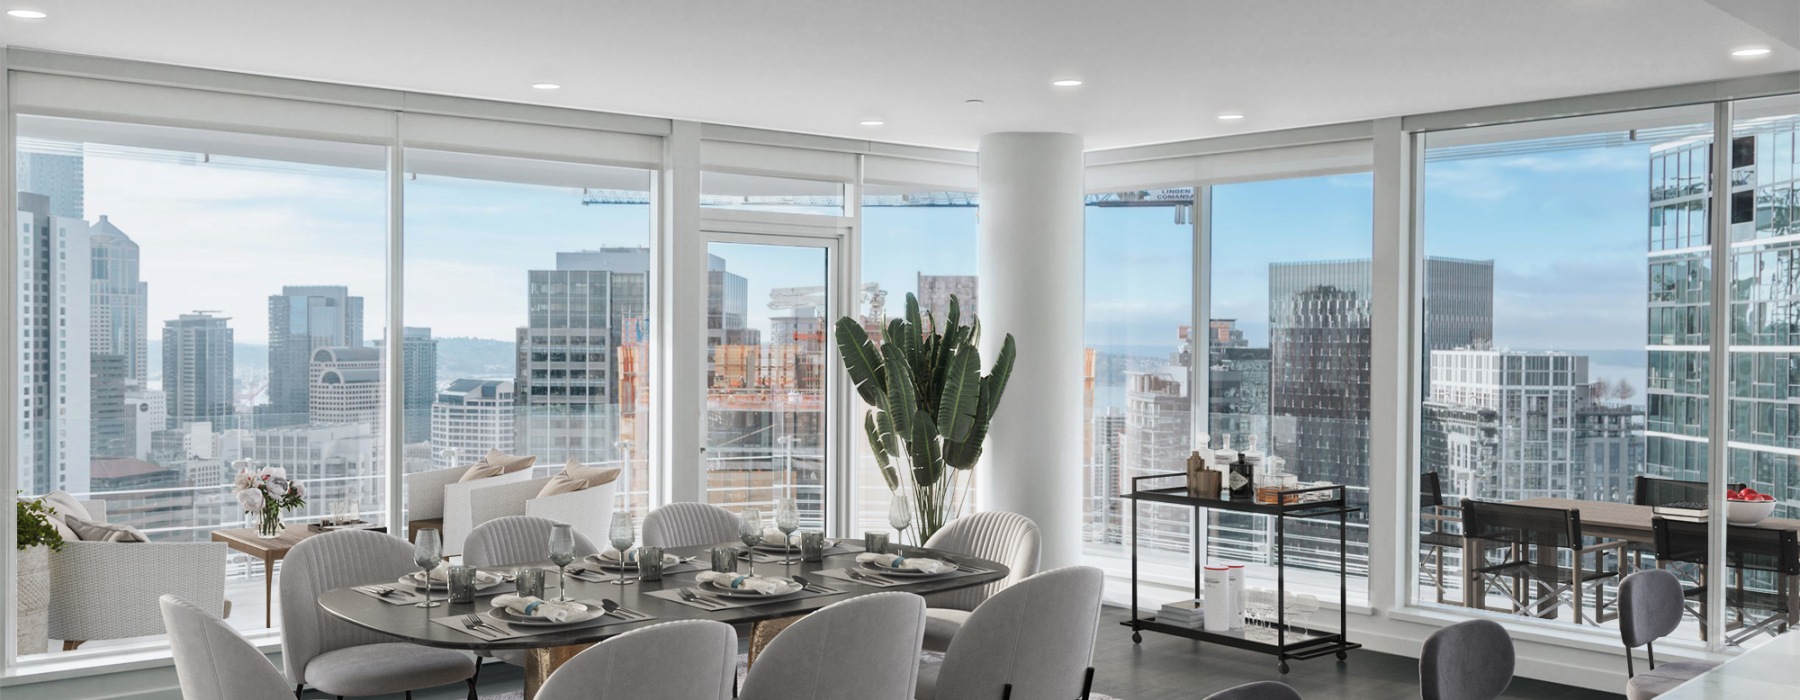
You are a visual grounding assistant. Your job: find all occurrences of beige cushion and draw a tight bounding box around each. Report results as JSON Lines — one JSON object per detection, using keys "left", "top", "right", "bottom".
{"left": 62, "top": 514, "right": 150, "bottom": 542}
{"left": 35, "top": 490, "right": 89, "bottom": 543}
{"left": 536, "top": 458, "right": 622, "bottom": 498}
{"left": 456, "top": 448, "right": 537, "bottom": 482}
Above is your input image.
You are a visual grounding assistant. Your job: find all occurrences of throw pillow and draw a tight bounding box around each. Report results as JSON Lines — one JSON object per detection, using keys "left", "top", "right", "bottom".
{"left": 21, "top": 495, "right": 79, "bottom": 544}
{"left": 61, "top": 514, "right": 150, "bottom": 543}
{"left": 36, "top": 490, "right": 90, "bottom": 543}
{"left": 456, "top": 447, "right": 538, "bottom": 482}
{"left": 535, "top": 458, "right": 623, "bottom": 498}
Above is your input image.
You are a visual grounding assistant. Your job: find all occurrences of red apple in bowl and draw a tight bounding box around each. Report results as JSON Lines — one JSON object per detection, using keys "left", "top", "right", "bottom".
{"left": 1726, "top": 493, "right": 1777, "bottom": 525}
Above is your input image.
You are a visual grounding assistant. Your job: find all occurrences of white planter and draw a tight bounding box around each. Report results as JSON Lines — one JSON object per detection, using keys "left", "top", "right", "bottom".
{"left": 16, "top": 544, "right": 50, "bottom": 655}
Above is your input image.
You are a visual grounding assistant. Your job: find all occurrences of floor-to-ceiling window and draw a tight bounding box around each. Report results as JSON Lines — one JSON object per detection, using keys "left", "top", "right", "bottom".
{"left": 1417, "top": 105, "right": 1719, "bottom": 639}
{"left": 14, "top": 115, "right": 389, "bottom": 646}
{"left": 401, "top": 150, "right": 655, "bottom": 525}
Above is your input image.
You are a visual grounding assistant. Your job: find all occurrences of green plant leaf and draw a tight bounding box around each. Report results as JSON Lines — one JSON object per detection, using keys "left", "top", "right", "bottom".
{"left": 910, "top": 408, "right": 945, "bottom": 487}
{"left": 944, "top": 386, "right": 990, "bottom": 470}
{"left": 834, "top": 317, "right": 886, "bottom": 406}
{"left": 865, "top": 411, "right": 898, "bottom": 490}
{"left": 986, "top": 333, "right": 1017, "bottom": 409}
{"left": 936, "top": 342, "right": 981, "bottom": 442}
{"left": 882, "top": 342, "right": 916, "bottom": 438}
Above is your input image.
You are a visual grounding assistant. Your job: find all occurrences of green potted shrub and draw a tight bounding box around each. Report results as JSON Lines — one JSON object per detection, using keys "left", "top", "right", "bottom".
{"left": 15, "top": 495, "right": 65, "bottom": 655}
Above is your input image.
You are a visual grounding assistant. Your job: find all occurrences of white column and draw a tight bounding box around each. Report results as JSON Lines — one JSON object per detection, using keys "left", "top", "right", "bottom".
{"left": 976, "top": 132, "right": 1084, "bottom": 572}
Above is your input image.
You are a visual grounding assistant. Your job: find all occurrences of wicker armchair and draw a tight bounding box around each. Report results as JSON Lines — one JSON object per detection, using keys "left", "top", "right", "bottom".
{"left": 406, "top": 464, "right": 536, "bottom": 557}
{"left": 50, "top": 500, "right": 229, "bottom": 650}
{"left": 466, "top": 476, "right": 618, "bottom": 552}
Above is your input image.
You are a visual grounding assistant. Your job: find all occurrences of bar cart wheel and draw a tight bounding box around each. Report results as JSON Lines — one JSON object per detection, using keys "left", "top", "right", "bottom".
{"left": 1336, "top": 650, "right": 1348, "bottom": 661}
{"left": 1131, "top": 631, "right": 1143, "bottom": 644}
{"left": 1278, "top": 661, "right": 1290, "bottom": 674}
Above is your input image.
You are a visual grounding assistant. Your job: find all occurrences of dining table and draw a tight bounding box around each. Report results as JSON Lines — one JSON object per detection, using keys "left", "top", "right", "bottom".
{"left": 317, "top": 540, "right": 1008, "bottom": 700}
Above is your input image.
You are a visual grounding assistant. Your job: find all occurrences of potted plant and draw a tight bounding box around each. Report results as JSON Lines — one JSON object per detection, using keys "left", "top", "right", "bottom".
{"left": 15, "top": 494, "right": 66, "bottom": 655}
{"left": 835, "top": 293, "right": 1015, "bottom": 544}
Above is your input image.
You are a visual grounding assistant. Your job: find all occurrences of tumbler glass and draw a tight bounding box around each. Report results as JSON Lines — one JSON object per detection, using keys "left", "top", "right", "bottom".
{"left": 710, "top": 547, "right": 740, "bottom": 573}
{"left": 800, "top": 531, "right": 827, "bottom": 562}
{"left": 864, "top": 531, "right": 890, "bottom": 555}
{"left": 447, "top": 565, "right": 478, "bottom": 604}
{"left": 514, "top": 568, "right": 546, "bottom": 599}
{"left": 639, "top": 546, "right": 666, "bottom": 582}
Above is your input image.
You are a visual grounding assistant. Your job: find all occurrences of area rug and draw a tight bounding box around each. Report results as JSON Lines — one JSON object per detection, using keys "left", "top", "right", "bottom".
{"left": 479, "top": 652, "right": 1123, "bottom": 699}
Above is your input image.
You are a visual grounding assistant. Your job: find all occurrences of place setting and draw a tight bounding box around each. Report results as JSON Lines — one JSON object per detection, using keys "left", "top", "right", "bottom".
{"left": 429, "top": 593, "right": 657, "bottom": 642}
{"left": 817, "top": 549, "right": 989, "bottom": 589}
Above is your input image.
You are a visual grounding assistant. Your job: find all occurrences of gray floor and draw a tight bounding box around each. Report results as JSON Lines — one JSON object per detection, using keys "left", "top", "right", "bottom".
{"left": 339, "top": 607, "right": 1625, "bottom": 700}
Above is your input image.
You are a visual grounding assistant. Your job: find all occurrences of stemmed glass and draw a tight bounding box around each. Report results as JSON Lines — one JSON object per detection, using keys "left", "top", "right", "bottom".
{"left": 888, "top": 492, "right": 913, "bottom": 548}
{"left": 739, "top": 509, "right": 764, "bottom": 577}
{"left": 609, "top": 512, "right": 636, "bottom": 586}
{"left": 775, "top": 497, "right": 800, "bottom": 566}
{"left": 413, "top": 528, "right": 443, "bottom": 609}
{"left": 548, "top": 523, "right": 576, "bottom": 601}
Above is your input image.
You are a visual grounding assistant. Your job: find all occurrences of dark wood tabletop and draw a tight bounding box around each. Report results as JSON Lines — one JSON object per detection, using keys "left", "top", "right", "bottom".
{"left": 318, "top": 542, "right": 1008, "bottom": 652}
{"left": 1509, "top": 498, "right": 1800, "bottom": 541}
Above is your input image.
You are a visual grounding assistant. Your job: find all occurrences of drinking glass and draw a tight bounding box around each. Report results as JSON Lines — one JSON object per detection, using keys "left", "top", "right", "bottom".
{"left": 548, "top": 523, "right": 576, "bottom": 601}
{"left": 609, "top": 512, "right": 636, "bottom": 586}
{"left": 800, "top": 530, "right": 827, "bottom": 562}
{"left": 347, "top": 498, "right": 361, "bottom": 524}
{"left": 888, "top": 492, "right": 912, "bottom": 545}
{"left": 739, "top": 509, "right": 764, "bottom": 577}
{"left": 775, "top": 497, "right": 800, "bottom": 565}
{"left": 447, "top": 565, "right": 478, "bottom": 604}
{"left": 413, "top": 528, "right": 443, "bottom": 608}
{"left": 515, "top": 568, "right": 546, "bottom": 598}
{"left": 328, "top": 500, "right": 345, "bottom": 526}
{"left": 709, "top": 547, "right": 739, "bottom": 573}
{"left": 639, "top": 546, "right": 665, "bottom": 582}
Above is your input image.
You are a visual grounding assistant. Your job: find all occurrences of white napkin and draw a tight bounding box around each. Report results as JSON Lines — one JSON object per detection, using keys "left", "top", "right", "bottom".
{"left": 760, "top": 528, "right": 799, "bottom": 546}
{"left": 696, "top": 571, "right": 795, "bottom": 595}
{"left": 417, "top": 564, "right": 503, "bottom": 585}
{"left": 591, "top": 547, "right": 640, "bottom": 563}
{"left": 856, "top": 552, "right": 953, "bottom": 574}
{"left": 491, "top": 594, "right": 584, "bottom": 623}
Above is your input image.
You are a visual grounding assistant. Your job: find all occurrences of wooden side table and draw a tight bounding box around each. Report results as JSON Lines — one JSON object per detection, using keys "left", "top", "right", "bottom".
{"left": 211, "top": 523, "right": 385, "bottom": 627}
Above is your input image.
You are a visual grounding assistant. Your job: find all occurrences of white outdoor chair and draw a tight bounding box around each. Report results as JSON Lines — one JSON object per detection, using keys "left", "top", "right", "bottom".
{"left": 642, "top": 502, "right": 741, "bottom": 549}
{"left": 51, "top": 500, "right": 229, "bottom": 651}
{"left": 738, "top": 592, "right": 926, "bottom": 700}
{"left": 465, "top": 476, "right": 617, "bottom": 556}
{"left": 536, "top": 620, "right": 737, "bottom": 700}
{"left": 919, "top": 510, "right": 1041, "bottom": 652}
{"left": 160, "top": 595, "right": 291, "bottom": 700}
{"left": 406, "top": 463, "right": 536, "bottom": 557}
{"left": 914, "top": 566, "right": 1103, "bottom": 700}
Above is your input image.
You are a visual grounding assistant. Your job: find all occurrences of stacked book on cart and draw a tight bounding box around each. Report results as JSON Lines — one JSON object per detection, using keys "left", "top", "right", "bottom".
{"left": 1157, "top": 598, "right": 1206, "bottom": 629}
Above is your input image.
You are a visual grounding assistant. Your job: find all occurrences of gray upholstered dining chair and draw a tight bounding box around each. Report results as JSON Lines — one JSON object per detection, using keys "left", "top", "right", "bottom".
{"left": 1420, "top": 619, "right": 1514, "bottom": 700}
{"left": 1618, "top": 569, "right": 1721, "bottom": 700}
{"left": 919, "top": 510, "right": 1042, "bottom": 652}
{"left": 738, "top": 592, "right": 927, "bottom": 700}
{"left": 915, "top": 566, "right": 1104, "bottom": 700}
{"left": 536, "top": 620, "right": 737, "bottom": 700}
{"left": 642, "top": 501, "right": 741, "bottom": 549}
{"left": 463, "top": 515, "right": 602, "bottom": 668}
{"left": 159, "top": 595, "right": 291, "bottom": 700}
{"left": 279, "top": 529, "right": 479, "bottom": 700}
{"left": 1204, "top": 681, "right": 1304, "bottom": 700}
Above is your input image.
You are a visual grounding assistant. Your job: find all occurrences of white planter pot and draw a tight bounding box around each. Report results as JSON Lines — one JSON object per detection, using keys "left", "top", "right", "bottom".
{"left": 16, "top": 544, "right": 50, "bottom": 655}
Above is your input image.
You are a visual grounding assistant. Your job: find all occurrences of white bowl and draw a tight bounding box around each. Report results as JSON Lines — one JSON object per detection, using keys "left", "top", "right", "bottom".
{"left": 1726, "top": 498, "right": 1776, "bottom": 525}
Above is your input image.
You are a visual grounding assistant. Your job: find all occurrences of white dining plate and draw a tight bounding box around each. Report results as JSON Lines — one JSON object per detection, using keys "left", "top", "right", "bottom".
{"left": 699, "top": 579, "right": 805, "bottom": 598}
{"left": 857, "top": 560, "right": 959, "bottom": 578}
{"left": 489, "top": 601, "right": 607, "bottom": 627}
{"left": 586, "top": 552, "right": 680, "bottom": 571}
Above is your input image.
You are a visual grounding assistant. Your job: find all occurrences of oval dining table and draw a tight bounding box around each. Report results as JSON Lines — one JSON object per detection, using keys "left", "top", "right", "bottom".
{"left": 318, "top": 541, "right": 1008, "bottom": 699}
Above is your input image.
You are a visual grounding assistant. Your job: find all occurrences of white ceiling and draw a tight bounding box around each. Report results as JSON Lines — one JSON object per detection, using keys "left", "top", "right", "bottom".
{"left": 1, "top": 0, "right": 1796, "bottom": 151}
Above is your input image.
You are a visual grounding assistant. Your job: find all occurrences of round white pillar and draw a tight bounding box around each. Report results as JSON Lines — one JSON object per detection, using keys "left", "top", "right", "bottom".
{"left": 976, "top": 132, "right": 1084, "bottom": 572}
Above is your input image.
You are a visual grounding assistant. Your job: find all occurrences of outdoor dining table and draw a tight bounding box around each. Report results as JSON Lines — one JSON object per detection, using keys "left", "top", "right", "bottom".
{"left": 317, "top": 541, "right": 1008, "bottom": 699}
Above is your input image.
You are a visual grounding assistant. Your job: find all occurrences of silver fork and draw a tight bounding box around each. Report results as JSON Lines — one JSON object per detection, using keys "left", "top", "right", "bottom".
{"left": 847, "top": 570, "right": 897, "bottom": 586}
{"left": 460, "top": 614, "right": 499, "bottom": 638}
{"left": 360, "top": 585, "right": 398, "bottom": 598}
{"left": 678, "top": 587, "right": 724, "bottom": 609}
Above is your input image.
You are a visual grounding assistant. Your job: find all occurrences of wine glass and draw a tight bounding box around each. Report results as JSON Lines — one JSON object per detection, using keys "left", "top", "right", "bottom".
{"left": 739, "top": 509, "right": 764, "bottom": 577}
{"left": 548, "top": 523, "right": 576, "bottom": 601}
{"left": 775, "top": 497, "right": 800, "bottom": 565}
{"left": 888, "top": 492, "right": 912, "bottom": 547}
{"left": 413, "top": 528, "right": 443, "bottom": 609}
{"left": 609, "top": 512, "right": 636, "bottom": 586}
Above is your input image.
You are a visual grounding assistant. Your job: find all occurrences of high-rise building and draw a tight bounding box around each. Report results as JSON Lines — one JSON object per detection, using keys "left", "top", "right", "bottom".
{"left": 1086, "top": 407, "right": 1126, "bottom": 544}
{"left": 1267, "top": 258, "right": 1494, "bottom": 492}
{"left": 515, "top": 248, "right": 648, "bottom": 464}
{"left": 267, "top": 286, "right": 364, "bottom": 427}
{"left": 917, "top": 274, "right": 978, "bottom": 321}
{"left": 90, "top": 354, "right": 132, "bottom": 459}
{"left": 399, "top": 327, "right": 437, "bottom": 443}
{"left": 162, "top": 312, "right": 235, "bottom": 430}
{"left": 89, "top": 216, "right": 149, "bottom": 383}
{"left": 16, "top": 151, "right": 84, "bottom": 219}
{"left": 18, "top": 191, "right": 92, "bottom": 495}
{"left": 431, "top": 379, "right": 516, "bottom": 469}
{"left": 309, "top": 346, "right": 382, "bottom": 427}
{"left": 125, "top": 387, "right": 166, "bottom": 460}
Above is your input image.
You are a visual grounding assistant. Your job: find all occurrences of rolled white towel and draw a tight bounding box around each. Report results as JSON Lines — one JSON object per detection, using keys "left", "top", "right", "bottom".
{"left": 855, "top": 552, "right": 953, "bottom": 574}
{"left": 491, "top": 594, "right": 584, "bottom": 623}
{"left": 695, "top": 571, "right": 796, "bottom": 595}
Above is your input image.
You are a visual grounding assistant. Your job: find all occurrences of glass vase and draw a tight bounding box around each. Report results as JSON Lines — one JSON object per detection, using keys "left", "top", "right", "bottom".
{"left": 254, "top": 509, "right": 283, "bottom": 537}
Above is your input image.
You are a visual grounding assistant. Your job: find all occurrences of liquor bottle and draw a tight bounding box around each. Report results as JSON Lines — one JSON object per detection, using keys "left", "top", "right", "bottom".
{"left": 1228, "top": 439, "right": 1255, "bottom": 501}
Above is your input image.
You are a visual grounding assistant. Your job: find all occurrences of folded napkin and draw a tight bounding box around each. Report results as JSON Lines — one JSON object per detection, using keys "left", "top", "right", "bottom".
{"left": 696, "top": 571, "right": 795, "bottom": 595}
{"left": 760, "top": 528, "right": 799, "bottom": 546}
{"left": 491, "top": 594, "right": 585, "bottom": 623}
{"left": 855, "top": 552, "right": 953, "bottom": 574}
{"left": 591, "top": 547, "right": 641, "bottom": 563}
{"left": 417, "top": 564, "right": 504, "bottom": 585}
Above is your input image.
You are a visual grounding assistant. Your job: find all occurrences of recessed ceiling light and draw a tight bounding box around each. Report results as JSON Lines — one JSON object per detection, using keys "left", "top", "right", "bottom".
{"left": 965, "top": 99, "right": 985, "bottom": 105}
{"left": 1731, "top": 47, "right": 1772, "bottom": 58}
{"left": 1051, "top": 79, "right": 1084, "bottom": 87}
{"left": 1218, "top": 113, "right": 1246, "bottom": 121}
{"left": 7, "top": 9, "right": 47, "bottom": 18}
{"left": 859, "top": 120, "right": 886, "bottom": 126}
{"left": 531, "top": 82, "right": 562, "bottom": 90}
